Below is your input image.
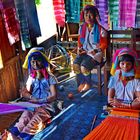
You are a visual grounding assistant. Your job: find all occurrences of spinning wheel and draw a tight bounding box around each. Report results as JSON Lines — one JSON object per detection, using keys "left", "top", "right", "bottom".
{"left": 45, "top": 44, "right": 70, "bottom": 72}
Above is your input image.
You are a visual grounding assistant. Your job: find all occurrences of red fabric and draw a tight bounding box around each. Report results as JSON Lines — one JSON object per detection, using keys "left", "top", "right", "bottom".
{"left": 99, "top": 32, "right": 108, "bottom": 51}
{"left": 2, "top": 8, "right": 20, "bottom": 45}
{"left": 78, "top": 35, "right": 82, "bottom": 48}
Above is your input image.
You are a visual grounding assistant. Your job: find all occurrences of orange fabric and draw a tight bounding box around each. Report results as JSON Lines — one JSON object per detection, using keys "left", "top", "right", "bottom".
{"left": 84, "top": 116, "right": 139, "bottom": 140}
{"left": 135, "top": 65, "right": 140, "bottom": 78}
{"left": 111, "top": 108, "right": 140, "bottom": 118}
{"left": 99, "top": 35, "right": 108, "bottom": 51}
{"left": 98, "top": 24, "right": 108, "bottom": 51}
{"left": 84, "top": 108, "right": 139, "bottom": 140}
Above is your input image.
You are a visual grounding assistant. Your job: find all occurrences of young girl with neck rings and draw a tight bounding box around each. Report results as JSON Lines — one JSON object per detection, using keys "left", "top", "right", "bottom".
{"left": 108, "top": 47, "right": 140, "bottom": 109}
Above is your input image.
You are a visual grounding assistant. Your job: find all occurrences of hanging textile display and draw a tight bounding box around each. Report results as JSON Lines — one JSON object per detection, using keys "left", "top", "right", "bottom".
{"left": 95, "top": 0, "right": 109, "bottom": 29}
{"left": 80, "top": 0, "right": 94, "bottom": 11}
{"left": 14, "top": 0, "right": 31, "bottom": 50}
{"left": 0, "top": 0, "right": 20, "bottom": 45}
{"left": 119, "top": 0, "right": 137, "bottom": 28}
{"left": 14, "top": 0, "right": 41, "bottom": 50}
{"left": 65, "top": 0, "right": 80, "bottom": 23}
{"left": 53, "top": 0, "right": 65, "bottom": 27}
{"left": 0, "top": 0, "right": 2, "bottom": 9}
{"left": 136, "top": 0, "right": 140, "bottom": 28}
{"left": 24, "top": 0, "right": 41, "bottom": 39}
{"left": 108, "top": 0, "right": 119, "bottom": 29}
{"left": 2, "top": 8, "right": 20, "bottom": 45}
{"left": 1, "top": 0, "right": 15, "bottom": 8}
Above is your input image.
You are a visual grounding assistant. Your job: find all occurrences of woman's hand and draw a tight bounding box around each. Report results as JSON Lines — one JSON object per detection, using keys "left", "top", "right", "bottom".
{"left": 19, "top": 87, "right": 31, "bottom": 99}
{"left": 78, "top": 48, "right": 86, "bottom": 55}
{"left": 109, "top": 98, "right": 123, "bottom": 108}
{"left": 29, "top": 98, "right": 39, "bottom": 103}
{"left": 109, "top": 99, "right": 131, "bottom": 108}
{"left": 88, "top": 50, "right": 96, "bottom": 55}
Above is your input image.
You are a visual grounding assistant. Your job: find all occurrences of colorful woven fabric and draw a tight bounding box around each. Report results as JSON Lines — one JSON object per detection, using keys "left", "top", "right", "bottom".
{"left": 65, "top": 0, "right": 80, "bottom": 23}
{"left": 0, "top": 103, "right": 25, "bottom": 114}
{"left": 14, "top": 0, "right": 31, "bottom": 50}
{"left": 52, "top": 0, "right": 65, "bottom": 27}
{"left": 95, "top": 0, "right": 109, "bottom": 29}
{"left": 119, "top": 0, "right": 137, "bottom": 28}
{"left": 110, "top": 47, "right": 140, "bottom": 78}
{"left": 14, "top": 0, "right": 41, "bottom": 50}
{"left": 80, "top": 0, "right": 94, "bottom": 11}
{"left": 136, "top": 0, "right": 140, "bottom": 28}
{"left": 2, "top": 8, "right": 20, "bottom": 45}
{"left": 79, "top": 22, "right": 100, "bottom": 45}
{"left": 84, "top": 114, "right": 139, "bottom": 140}
{"left": 108, "top": 0, "right": 119, "bottom": 29}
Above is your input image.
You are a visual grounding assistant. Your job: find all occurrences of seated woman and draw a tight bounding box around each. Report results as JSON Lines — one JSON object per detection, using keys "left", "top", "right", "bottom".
{"left": 73, "top": 5, "right": 108, "bottom": 93}
{"left": 2, "top": 47, "right": 58, "bottom": 140}
{"left": 108, "top": 47, "right": 140, "bottom": 109}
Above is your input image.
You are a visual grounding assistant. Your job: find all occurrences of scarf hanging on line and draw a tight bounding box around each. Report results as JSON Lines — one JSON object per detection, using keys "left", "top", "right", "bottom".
{"left": 2, "top": 7, "right": 20, "bottom": 45}
{"left": 135, "top": 0, "right": 140, "bottom": 28}
{"left": 80, "top": 0, "right": 94, "bottom": 11}
{"left": 79, "top": 22, "right": 100, "bottom": 45}
{"left": 65, "top": 0, "right": 81, "bottom": 23}
{"left": 0, "top": 1, "right": 20, "bottom": 45}
{"left": 95, "top": 0, "right": 109, "bottom": 29}
{"left": 14, "top": 0, "right": 31, "bottom": 50}
{"left": 108, "top": 0, "right": 119, "bottom": 29}
{"left": 119, "top": 0, "right": 137, "bottom": 28}
{"left": 52, "top": 0, "right": 65, "bottom": 27}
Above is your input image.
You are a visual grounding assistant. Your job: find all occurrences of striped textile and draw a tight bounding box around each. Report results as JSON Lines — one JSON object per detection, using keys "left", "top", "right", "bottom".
{"left": 25, "top": 0, "right": 41, "bottom": 39}
{"left": 80, "top": 0, "right": 94, "bottom": 11}
{"left": 14, "top": 0, "right": 41, "bottom": 50}
{"left": 84, "top": 116, "right": 139, "bottom": 140}
{"left": 84, "top": 108, "right": 139, "bottom": 140}
{"left": 95, "top": 0, "right": 109, "bottom": 29}
{"left": 1, "top": 8, "right": 20, "bottom": 45}
{"left": 0, "top": 103, "right": 25, "bottom": 114}
{"left": 65, "top": 0, "right": 81, "bottom": 23}
{"left": 0, "top": 1, "right": 20, "bottom": 45}
{"left": 14, "top": 0, "right": 31, "bottom": 50}
{"left": 0, "top": 0, "right": 15, "bottom": 8}
{"left": 0, "top": 0, "right": 3, "bottom": 9}
{"left": 136, "top": 0, "right": 140, "bottom": 28}
{"left": 53, "top": 0, "right": 65, "bottom": 27}
{"left": 108, "top": 0, "right": 119, "bottom": 29}
{"left": 119, "top": 0, "right": 137, "bottom": 28}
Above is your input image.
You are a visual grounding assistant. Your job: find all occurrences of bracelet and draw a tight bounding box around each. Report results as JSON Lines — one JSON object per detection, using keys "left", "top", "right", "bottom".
{"left": 29, "top": 95, "right": 32, "bottom": 99}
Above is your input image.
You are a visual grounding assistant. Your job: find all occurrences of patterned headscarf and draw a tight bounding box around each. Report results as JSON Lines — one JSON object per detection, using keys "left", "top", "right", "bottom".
{"left": 23, "top": 47, "right": 50, "bottom": 79}
{"left": 110, "top": 47, "right": 140, "bottom": 78}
